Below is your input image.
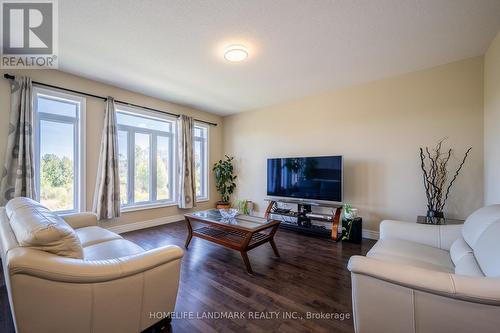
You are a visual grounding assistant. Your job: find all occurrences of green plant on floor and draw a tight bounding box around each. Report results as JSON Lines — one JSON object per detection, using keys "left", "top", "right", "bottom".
{"left": 213, "top": 155, "right": 237, "bottom": 204}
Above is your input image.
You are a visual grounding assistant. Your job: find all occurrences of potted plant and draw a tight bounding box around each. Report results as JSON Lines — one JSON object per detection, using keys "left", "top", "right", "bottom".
{"left": 234, "top": 199, "right": 253, "bottom": 215}
{"left": 342, "top": 204, "right": 362, "bottom": 243}
{"left": 213, "top": 155, "right": 237, "bottom": 209}
{"left": 419, "top": 139, "right": 471, "bottom": 222}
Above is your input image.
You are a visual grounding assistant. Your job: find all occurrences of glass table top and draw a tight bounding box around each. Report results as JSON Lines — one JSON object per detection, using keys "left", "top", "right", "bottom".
{"left": 186, "top": 209, "right": 275, "bottom": 230}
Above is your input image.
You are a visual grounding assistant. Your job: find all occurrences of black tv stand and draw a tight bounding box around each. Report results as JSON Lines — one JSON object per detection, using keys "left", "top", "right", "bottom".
{"left": 264, "top": 199, "right": 342, "bottom": 240}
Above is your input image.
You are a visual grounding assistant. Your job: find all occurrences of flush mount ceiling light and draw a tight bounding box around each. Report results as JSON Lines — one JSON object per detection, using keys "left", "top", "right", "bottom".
{"left": 224, "top": 45, "right": 249, "bottom": 62}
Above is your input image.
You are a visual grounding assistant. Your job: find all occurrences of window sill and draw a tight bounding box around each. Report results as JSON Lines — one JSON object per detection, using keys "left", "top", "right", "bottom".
{"left": 120, "top": 197, "right": 209, "bottom": 213}
{"left": 121, "top": 201, "right": 177, "bottom": 213}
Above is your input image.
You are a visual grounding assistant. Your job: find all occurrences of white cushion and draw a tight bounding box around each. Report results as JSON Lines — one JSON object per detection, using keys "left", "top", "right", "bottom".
{"left": 462, "top": 204, "right": 500, "bottom": 249}
{"left": 83, "top": 239, "right": 144, "bottom": 260}
{"left": 76, "top": 226, "right": 122, "bottom": 247}
{"left": 367, "top": 238, "right": 454, "bottom": 273}
{"left": 450, "top": 236, "right": 473, "bottom": 264}
{"left": 454, "top": 254, "right": 484, "bottom": 276}
{"left": 5, "top": 196, "right": 45, "bottom": 218}
{"left": 448, "top": 236, "right": 484, "bottom": 276}
{"left": 6, "top": 197, "right": 83, "bottom": 259}
{"left": 0, "top": 208, "right": 19, "bottom": 258}
{"left": 473, "top": 220, "right": 500, "bottom": 277}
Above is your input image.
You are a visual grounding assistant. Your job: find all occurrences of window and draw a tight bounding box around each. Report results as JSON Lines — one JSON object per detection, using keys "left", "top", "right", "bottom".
{"left": 33, "top": 87, "right": 86, "bottom": 213}
{"left": 194, "top": 124, "right": 209, "bottom": 201}
{"left": 117, "top": 106, "right": 175, "bottom": 209}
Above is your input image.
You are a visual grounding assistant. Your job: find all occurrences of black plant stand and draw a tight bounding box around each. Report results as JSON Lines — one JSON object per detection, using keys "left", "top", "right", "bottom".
{"left": 342, "top": 217, "right": 362, "bottom": 243}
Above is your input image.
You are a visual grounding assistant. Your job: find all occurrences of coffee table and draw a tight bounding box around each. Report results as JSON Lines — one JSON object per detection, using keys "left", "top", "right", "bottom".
{"left": 184, "top": 210, "right": 281, "bottom": 274}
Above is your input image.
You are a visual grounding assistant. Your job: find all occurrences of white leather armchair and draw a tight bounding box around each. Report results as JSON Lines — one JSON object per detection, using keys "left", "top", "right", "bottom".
{"left": 0, "top": 198, "right": 184, "bottom": 333}
{"left": 348, "top": 205, "right": 500, "bottom": 333}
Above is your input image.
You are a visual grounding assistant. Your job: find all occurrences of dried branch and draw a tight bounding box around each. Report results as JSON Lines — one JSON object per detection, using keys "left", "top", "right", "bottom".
{"left": 419, "top": 148, "right": 431, "bottom": 210}
{"left": 419, "top": 139, "right": 471, "bottom": 216}
{"left": 440, "top": 147, "right": 472, "bottom": 211}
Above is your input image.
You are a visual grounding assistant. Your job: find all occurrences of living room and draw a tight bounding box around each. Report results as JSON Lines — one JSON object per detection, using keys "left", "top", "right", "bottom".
{"left": 0, "top": 1, "right": 500, "bottom": 332}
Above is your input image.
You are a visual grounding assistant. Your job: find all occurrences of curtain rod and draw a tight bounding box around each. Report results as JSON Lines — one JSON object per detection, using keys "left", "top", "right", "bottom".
{"left": 3, "top": 73, "right": 217, "bottom": 127}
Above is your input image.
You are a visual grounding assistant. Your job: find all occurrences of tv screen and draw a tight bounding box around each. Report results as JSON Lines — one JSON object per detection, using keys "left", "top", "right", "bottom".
{"left": 267, "top": 156, "right": 342, "bottom": 202}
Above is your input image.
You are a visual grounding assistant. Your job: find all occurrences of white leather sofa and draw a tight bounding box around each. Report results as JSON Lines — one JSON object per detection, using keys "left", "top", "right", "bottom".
{"left": 348, "top": 204, "right": 500, "bottom": 333}
{"left": 0, "top": 197, "right": 184, "bottom": 333}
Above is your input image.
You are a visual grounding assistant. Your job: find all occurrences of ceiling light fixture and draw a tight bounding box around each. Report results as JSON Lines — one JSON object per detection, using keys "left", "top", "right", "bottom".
{"left": 224, "top": 45, "right": 249, "bottom": 62}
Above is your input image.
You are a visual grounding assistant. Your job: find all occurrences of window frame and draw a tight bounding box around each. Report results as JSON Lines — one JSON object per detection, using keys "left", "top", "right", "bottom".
{"left": 116, "top": 104, "right": 177, "bottom": 211}
{"left": 33, "top": 86, "right": 86, "bottom": 214}
{"left": 194, "top": 122, "right": 209, "bottom": 202}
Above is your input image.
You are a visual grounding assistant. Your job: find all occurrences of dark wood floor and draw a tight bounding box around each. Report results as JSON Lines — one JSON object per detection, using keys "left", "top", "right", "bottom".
{"left": 0, "top": 221, "right": 375, "bottom": 333}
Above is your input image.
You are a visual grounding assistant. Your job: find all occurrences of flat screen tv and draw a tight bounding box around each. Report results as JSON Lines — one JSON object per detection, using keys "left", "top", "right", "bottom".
{"left": 267, "top": 156, "right": 343, "bottom": 203}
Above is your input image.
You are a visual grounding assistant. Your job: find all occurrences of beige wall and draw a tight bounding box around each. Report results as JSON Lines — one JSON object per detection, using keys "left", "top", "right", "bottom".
{"left": 0, "top": 69, "right": 223, "bottom": 228}
{"left": 0, "top": 55, "right": 488, "bottom": 232}
{"left": 484, "top": 31, "right": 500, "bottom": 205}
{"left": 223, "top": 57, "right": 484, "bottom": 232}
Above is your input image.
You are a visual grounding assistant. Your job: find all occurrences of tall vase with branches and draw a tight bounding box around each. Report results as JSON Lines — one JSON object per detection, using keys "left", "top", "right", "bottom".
{"left": 419, "top": 139, "right": 471, "bottom": 221}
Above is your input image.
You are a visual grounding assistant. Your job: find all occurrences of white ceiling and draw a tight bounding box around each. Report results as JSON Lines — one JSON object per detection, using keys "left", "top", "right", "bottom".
{"left": 59, "top": 0, "right": 500, "bottom": 115}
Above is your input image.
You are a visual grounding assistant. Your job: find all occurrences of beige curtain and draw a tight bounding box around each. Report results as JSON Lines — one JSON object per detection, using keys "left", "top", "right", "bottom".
{"left": 93, "top": 97, "right": 120, "bottom": 220}
{"left": 178, "top": 114, "right": 196, "bottom": 209}
{"left": 0, "top": 77, "right": 36, "bottom": 205}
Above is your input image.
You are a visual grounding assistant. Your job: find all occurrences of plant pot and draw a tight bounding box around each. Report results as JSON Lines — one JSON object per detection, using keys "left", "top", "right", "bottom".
{"left": 426, "top": 210, "right": 444, "bottom": 219}
{"left": 236, "top": 200, "right": 254, "bottom": 215}
{"left": 216, "top": 202, "right": 231, "bottom": 209}
{"left": 342, "top": 217, "right": 362, "bottom": 243}
{"left": 246, "top": 201, "right": 254, "bottom": 215}
{"left": 344, "top": 208, "right": 358, "bottom": 220}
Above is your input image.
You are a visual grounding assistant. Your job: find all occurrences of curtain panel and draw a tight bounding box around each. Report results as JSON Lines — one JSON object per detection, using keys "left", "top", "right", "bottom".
{"left": 178, "top": 114, "right": 196, "bottom": 209}
{"left": 0, "top": 77, "right": 36, "bottom": 205}
{"left": 93, "top": 97, "right": 121, "bottom": 220}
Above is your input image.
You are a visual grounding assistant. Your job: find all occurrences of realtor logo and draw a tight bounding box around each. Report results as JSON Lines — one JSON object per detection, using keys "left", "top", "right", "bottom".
{"left": 1, "top": 0, "right": 58, "bottom": 68}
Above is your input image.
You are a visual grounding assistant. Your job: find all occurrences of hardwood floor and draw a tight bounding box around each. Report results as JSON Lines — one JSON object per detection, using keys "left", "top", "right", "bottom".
{"left": 0, "top": 221, "right": 375, "bottom": 333}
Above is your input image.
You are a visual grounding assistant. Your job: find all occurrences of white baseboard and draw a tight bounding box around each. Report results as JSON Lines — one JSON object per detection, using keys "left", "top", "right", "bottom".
{"left": 362, "top": 229, "right": 379, "bottom": 240}
{"left": 105, "top": 214, "right": 184, "bottom": 234}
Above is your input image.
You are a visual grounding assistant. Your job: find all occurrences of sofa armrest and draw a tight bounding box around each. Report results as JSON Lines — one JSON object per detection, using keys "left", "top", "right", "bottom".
{"left": 7, "top": 245, "right": 184, "bottom": 283}
{"left": 348, "top": 255, "right": 500, "bottom": 305}
{"left": 380, "top": 220, "right": 463, "bottom": 250}
{"left": 62, "top": 212, "right": 98, "bottom": 229}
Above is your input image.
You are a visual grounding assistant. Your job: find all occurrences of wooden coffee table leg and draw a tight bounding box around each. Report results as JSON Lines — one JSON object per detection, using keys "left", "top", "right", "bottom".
{"left": 269, "top": 224, "right": 280, "bottom": 257}
{"left": 270, "top": 239, "right": 280, "bottom": 257}
{"left": 240, "top": 251, "right": 253, "bottom": 275}
{"left": 185, "top": 218, "right": 193, "bottom": 249}
{"left": 238, "top": 232, "right": 254, "bottom": 274}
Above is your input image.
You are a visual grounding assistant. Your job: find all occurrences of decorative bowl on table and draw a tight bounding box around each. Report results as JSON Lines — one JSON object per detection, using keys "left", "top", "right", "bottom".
{"left": 219, "top": 208, "right": 239, "bottom": 219}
